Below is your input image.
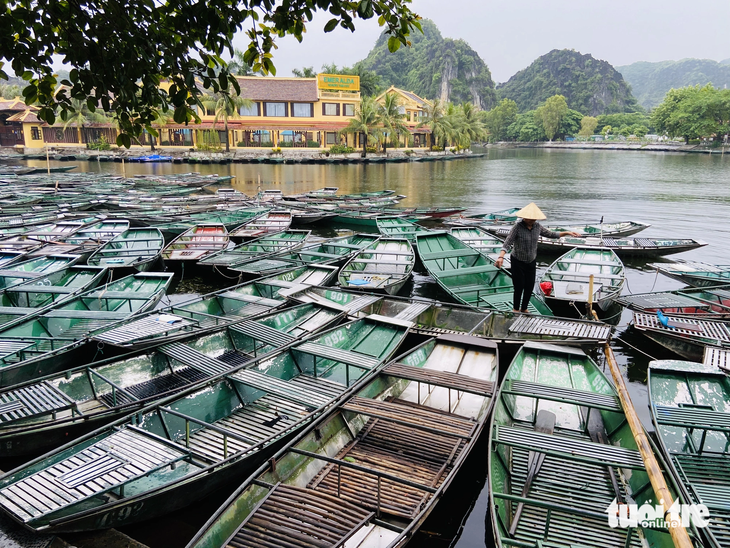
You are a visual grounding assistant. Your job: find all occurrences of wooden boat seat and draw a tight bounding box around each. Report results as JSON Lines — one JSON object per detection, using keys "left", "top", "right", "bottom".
{"left": 294, "top": 342, "right": 381, "bottom": 370}
{"left": 352, "top": 258, "right": 413, "bottom": 265}
{"left": 93, "top": 315, "right": 199, "bottom": 346}
{"left": 634, "top": 238, "right": 657, "bottom": 247}
{"left": 230, "top": 321, "right": 297, "bottom": 348}
{"left": 0, "top": 306, "right": 36, "bottom": 316}
{"left": 393, "top": 301, "right": 432, "bottom": 321}
{"left": 229, "top": 370, "right": 334, "bottom": 408}
{"left": 384, "top": 362, "right": 494, "bottom": 396}
{"left": 342, "top": 396, "right": 476, "bottom": 438}
{"left": 0, "top": 429, "right": 188, "bottom": 522}
{"left": 438, "top": 265, "right": 497, "bottom": 278}
{"left": 502, "top": 380, "right": 622, "bottom": 412}
{"left": 654, "top": 405, "right": 730, "bottom": 432}
{"left": 43, "top": 310, "right": 130, "bottom": 320}
{"left": 508, "top": 316, "right": 612, "bottom": 341}
{"left": 494, "top": 425, "right": 645, "bottom": 469}
{"left": 556, "top": 259, "right": 623, "bottom": 267}
{"left": 7, "top": 286, "right": 77, "bottom": 294}
{"left": 297, "top": 250, "right": 343, "bottom": 259}
{"left": 0, "top": 270, "right": 44, "bottom": 279}
{"left": 0, "top": 380, "right": 76, "bottom": 422}
{"left": 0, "top": 340, "right": 39, "bottom": 360}
{"left": 547, "top": 272, "right": 624, "bottom": 280}
{"left": 226, "top": 484, "right": 374, "bottom": 548}
{"left": 85, "top": 290, "right": 157, "bottom": 300}
{"left": 422, "top": 249, "right": 478, "bottom": 260}
{"left": 216, "top": 292, "right": 282, "bottom": 307}
{"left": 158, "top": 342, "right": 230, "bottom": 377}
{"left": 451, "top": 284, "right": 502, "bottom": 295}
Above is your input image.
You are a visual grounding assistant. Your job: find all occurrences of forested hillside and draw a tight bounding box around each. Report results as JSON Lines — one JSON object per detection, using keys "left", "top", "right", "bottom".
{"left": 360, "top": 19, "right": 497, "bottom": 109}
{"left": 617, "top": 58, "right": 730, "bottom": 109}
{"left": 497, "top": 49, "right": 640, "bottom": 115}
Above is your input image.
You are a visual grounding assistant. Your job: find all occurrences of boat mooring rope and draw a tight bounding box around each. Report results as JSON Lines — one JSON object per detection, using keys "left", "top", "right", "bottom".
{"left": 614, "top": 335, "right": 657, "bottom": 361}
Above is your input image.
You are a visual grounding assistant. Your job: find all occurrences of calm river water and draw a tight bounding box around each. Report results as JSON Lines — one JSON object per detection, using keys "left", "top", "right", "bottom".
{"left": 22, "top": 148, "right": 730, "bottom": 547}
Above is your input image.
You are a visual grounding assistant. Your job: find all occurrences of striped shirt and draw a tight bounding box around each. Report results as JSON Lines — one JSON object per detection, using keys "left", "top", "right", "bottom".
{"left": 500, "top": 221, "right": 559, "bottom": 263}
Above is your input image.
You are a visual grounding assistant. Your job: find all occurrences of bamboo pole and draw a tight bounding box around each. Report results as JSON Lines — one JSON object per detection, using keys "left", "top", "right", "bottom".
{"left": 603, "top": 344, "right": 693, "bottom": 548}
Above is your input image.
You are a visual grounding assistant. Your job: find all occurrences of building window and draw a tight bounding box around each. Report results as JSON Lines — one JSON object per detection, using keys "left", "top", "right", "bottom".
{"left": 322, "top": 103, "right": 339, "bottom": 116}
{"left": 326, "top": 132, "right": 337, "bottom": 145}
{"left": 31, "top": 127, "right": 42, "bottom": 140}
{"left": 239, "top": 103, "right": 259, "bottom": 116}
{"left": 265, "top": 102, "right": 287, "bottom": 117}
{"left": 206, "top": 107, "right": 216, "bottom": 116}
{"left": 343, "top": 104, "right": 355, "bottom": 116}
{"left": 292, "top": 103, "right": 313, "bottom": 117}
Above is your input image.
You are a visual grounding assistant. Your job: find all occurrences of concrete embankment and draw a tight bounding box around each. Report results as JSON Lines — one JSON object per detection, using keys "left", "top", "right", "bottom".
{"left": 506, "top": 141, "right": 729, "bottom": 154}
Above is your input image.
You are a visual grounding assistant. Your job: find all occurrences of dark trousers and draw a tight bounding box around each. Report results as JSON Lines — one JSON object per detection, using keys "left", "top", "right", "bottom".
{"left": 510, "top": 257, "right": 537, "bottom": 311}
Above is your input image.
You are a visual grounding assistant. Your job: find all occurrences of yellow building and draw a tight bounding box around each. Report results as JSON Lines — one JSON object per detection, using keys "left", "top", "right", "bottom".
{"left": 375, "top": 86, "right": 432, "bottom": 148}
{"left": 0, "top": 76, "right": 432, "bottom": 150}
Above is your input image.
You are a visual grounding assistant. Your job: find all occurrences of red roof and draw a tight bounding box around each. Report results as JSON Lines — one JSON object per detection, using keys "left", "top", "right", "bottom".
{"left": 235, "top": 77, "right": 319, "bottom": 102}
{"left": 6, "top": 110, "right": 41, "bottom": 123}
{"left": 0, "top": 98, "right": 35, "bottom": 112}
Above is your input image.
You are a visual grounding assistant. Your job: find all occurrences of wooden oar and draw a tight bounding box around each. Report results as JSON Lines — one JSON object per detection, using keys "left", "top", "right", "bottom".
{"left": 508, "top": 409, "right": 556, "bottom": 536}
{"left": 587, "top": 407, "right": 623, "bottom": 503}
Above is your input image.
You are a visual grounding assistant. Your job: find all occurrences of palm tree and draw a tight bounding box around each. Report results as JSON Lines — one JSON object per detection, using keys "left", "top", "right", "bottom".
{"left": 379, "top": 92, "right": 409, "bottom": 154}
{"left": 417, "top": 98, "right": 451, "bottom": 149}
{"left": 202, "top": 84, "right": 253, "bottom": 152}
{"left": 146, "top": 109, "right": 175, "bottom": 151}
{"left": 227, "top": 49, "right": 256, "bottom": 76}
{"left": 341, "top": 96, "right": 382, "bottom": 157}
{"left": 455, "top": 102, "right": 487, "bottom": 150}
{"left": 62, "top": 99, "right": 110, "bottom": 145}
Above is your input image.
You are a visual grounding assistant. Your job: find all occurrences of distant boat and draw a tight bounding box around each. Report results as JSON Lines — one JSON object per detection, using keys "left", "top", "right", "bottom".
{"left": 485, "top": 220, "right": 650, "bottom": 239}
{"left": 534, "top": 235, "right": 707, "bottom": 257}
{"left": 615, "top": 285, "right": 730, "bottom": 317}
{"left": 649, "top": 259, "right": 730, "bottom": 287}
{"left": 229, "top": 210, "right": 292, "bottom": 241}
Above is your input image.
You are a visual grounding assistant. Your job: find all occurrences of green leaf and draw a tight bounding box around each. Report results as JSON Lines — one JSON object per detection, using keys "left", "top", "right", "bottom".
{"left": 387, "top": 36, "right": 400, "bottom": 53}
{"left": 323, "top": 18, "right": 338, "bottom": 32}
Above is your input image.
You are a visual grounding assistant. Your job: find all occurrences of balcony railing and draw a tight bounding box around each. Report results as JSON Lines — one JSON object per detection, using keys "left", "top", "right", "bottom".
{"left": 318, "top": 91, "right": 361, "bottom": 100}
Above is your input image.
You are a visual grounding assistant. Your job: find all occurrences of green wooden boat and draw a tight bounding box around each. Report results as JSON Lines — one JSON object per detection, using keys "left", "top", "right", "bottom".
{"left": 0, "top": 315, "right": 411, "bottom": 533}
{"left": 161, "top": 223, "right": 230, "bottom": 263}
{"left": 533, "top": 235, "right": 707, "bottom": 257}
{"left": 376, "top": 217, "right": 430, "bottom": 242}
{"left": 21, "top": 220, "right": 91, "bottom": 242}
{"left": 87, "top": 228, "right": 164, "bottom": 271}
{"left": 0, "top": 266, "right": 109, "bottom": 328}
{"left": 631, "top": 312, "right": 730, "bottom": 361}
{"left": 489, "top": 341, "right": 679, "bottom": 548}
{"left": 649, "top": 260, "right": 730, "bottom": 288}
{"left": 446, "top": 207, "right": 521, "bottom": 227}
{"left": 0, "top": 302, "right": 345, "bottom": 458}
{"left": 616, "top": 285, "right": 730, "bottom": 317}
{"left": 92, "top": 264, "right": 340, "bottom": 350}
{"left": 539, "top": 247, "right": 625, "bottom": 320}
{"left": 228, "top": 210, "right": 292, "bottom": 241}
{"left": 198, "top": 230, "right": 311, "bottom": 269}
{"left": 545, "top": 220, "right": 650, "bottom": 237}
{"left": 331, "top": 210, "right": 406, "bottom": 228}
{"left": 0, "top": 254, "right": 82, "bottom": 290}
{"left": 417, "top": 231, "right": 552, "bottom": 315}
{"left": 0, "top": 272, "right": 173, "bottom": 388}
{"left": 227, "top": 233, "right": 380, "bottom": 277}
{"left": 450, "top": 226, "right": 505, "bottom": 261}
{"left": 339, "top": 238, "right": 414, "bottom": 295}
{"left": 62, "top": 219, "right": 131, "bottom": 246}
{"left": 150, "top": 208, "right": 269, "bottom": 239}
{"left": 649, "top": 358, "right": 730, "bottom": 548}
{"left": 187, "top": 333, "right": 498, "bottom": 548}
{"left": 287, "top": 285, "right": 613, "bottom": 344}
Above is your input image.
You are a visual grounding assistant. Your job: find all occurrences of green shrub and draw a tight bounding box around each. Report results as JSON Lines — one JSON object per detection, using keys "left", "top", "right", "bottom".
{"left": 259, "top": 141, "right": 274, "bottom": 148}
{"left": 403, "top": 149, "right": 413, "bottom": 156}
{"left": 307, "top": 140, "right": 320, "bottom": 148}
{"left": 236, "top": 141, "right": 245, "bottom": 147}
{"left": 328, "top": 144, "right": 355, "bottom": 154}
{"left": 431, "top": 145, "right": 443, "bottom": 152}
{"left": 366, "top": 145, "right": 377, "bottom": 154}
{"left": 278, "top": 141, "right": 294, "bottom": 147}
{"left": 87, "top": 135, "right": 111, "bottom": 151}
{"left": 196, "top": 130, "right": 222, "bottom": 152}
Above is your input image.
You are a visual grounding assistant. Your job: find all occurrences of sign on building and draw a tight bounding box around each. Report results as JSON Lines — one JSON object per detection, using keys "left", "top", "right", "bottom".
{"left": 317, "top": 74, "right": 360, "bottom": 92}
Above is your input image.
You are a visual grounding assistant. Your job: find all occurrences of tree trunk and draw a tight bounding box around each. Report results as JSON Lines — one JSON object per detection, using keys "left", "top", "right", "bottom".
{"left": 224, "top": 119, "right": 230, "bottom": 153}
{"left": 362, "top": 133, "right": 368, "bottom": 158}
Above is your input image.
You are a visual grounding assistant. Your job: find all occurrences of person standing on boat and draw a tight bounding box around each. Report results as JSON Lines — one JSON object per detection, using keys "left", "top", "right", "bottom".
{"left": 494, "top": 203, "right": 580, "bottom": 313}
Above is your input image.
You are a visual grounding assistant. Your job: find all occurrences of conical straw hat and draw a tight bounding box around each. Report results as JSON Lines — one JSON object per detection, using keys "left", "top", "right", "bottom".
{"left": 516, "top": 202, "right": 546, "bottom": 220}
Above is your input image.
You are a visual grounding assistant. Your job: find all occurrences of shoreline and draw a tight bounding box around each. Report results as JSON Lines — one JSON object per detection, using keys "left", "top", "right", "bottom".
{"left": 500, "top": 141, "right": 729, "bottom": 155}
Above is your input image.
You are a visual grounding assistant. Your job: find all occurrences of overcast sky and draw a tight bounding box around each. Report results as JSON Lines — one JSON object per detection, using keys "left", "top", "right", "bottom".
{"left": 232, "top": 0, "right": 730, "bottom": 83}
